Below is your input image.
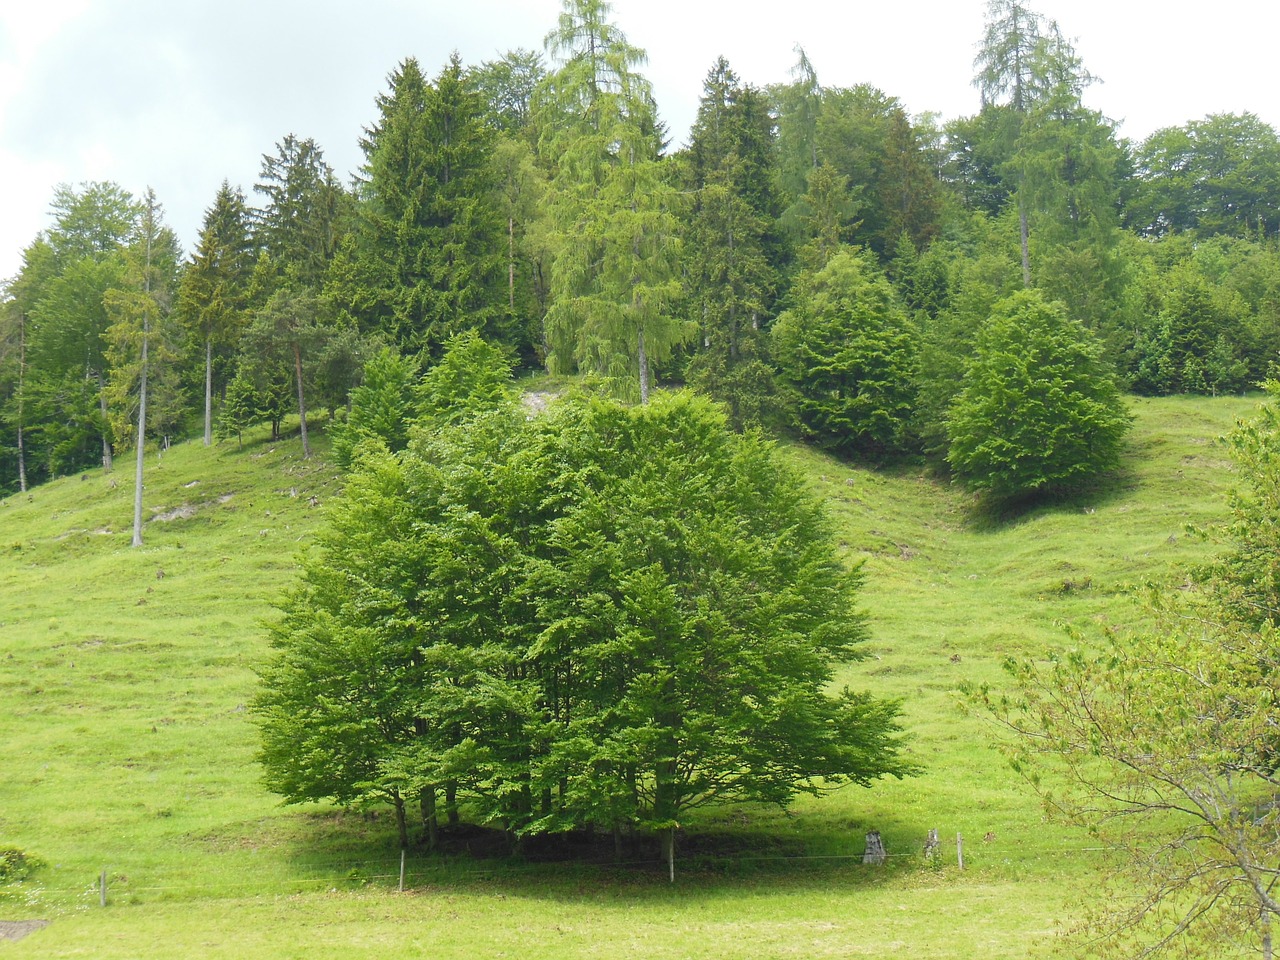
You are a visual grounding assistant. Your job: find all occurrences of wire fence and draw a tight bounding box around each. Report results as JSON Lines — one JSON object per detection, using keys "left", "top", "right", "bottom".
{"left": 6, "top": 837, "right": 1116, "bottom": 911}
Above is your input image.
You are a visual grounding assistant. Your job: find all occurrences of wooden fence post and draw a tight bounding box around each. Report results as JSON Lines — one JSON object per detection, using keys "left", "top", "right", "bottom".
{"left": 956, "top": 832, "right": 965, "bottom": 870}
{"left": 863, "top": 830, "right": 887, "bottom": 865}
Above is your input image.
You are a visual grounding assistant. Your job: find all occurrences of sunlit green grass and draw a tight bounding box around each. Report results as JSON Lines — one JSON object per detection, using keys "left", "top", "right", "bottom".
{"left": 0, "top": 394, "right": 1262, "bottom": 957}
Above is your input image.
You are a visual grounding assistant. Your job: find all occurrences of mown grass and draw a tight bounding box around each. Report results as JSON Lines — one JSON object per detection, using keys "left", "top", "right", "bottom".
{"left": 0, "top": 393, "right": 1262, "bottom": 958}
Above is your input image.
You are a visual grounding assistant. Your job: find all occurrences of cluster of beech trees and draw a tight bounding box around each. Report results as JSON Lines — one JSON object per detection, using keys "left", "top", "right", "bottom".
{"left": 3, "top": 0, "right": 1280, "bottom": 500}
{"left": 255, "top": 337, "right": 916, "bottom": 853}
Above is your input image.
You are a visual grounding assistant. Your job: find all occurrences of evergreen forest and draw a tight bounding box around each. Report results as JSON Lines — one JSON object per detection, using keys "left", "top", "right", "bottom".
{"left": 2, "top": 0, "right": 1278, "bottom": 497}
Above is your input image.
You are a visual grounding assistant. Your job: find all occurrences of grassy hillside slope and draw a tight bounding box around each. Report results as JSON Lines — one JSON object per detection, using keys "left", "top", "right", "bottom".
{"left": 0, "top": 394, "right": 1261, "bottom": 958}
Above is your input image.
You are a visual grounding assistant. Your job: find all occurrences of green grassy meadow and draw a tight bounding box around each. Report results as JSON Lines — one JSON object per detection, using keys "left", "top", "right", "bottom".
{"left": 0, "top": 393, "right": 1262, "bottom": 957}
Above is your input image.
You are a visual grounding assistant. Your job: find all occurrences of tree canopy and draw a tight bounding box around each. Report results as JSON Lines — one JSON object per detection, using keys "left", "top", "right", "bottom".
{"left": 255, "top": 385, "right": 915, "bottom": 851}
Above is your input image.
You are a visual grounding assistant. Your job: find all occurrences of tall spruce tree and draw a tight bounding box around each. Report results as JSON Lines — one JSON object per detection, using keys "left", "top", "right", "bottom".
{"left": 178, "top": 182, "right": 254, "bottom": 446}
{"left": 682, "top": 57, "right": 782, "bottom": 427}
{"left": 345, "top": 55, "right": 502, "bottom": 354}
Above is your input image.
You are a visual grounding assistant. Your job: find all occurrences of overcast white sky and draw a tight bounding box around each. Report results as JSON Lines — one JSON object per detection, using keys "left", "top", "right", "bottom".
{"left": 2, "top": 1, "right": 1277, "bottom": 282}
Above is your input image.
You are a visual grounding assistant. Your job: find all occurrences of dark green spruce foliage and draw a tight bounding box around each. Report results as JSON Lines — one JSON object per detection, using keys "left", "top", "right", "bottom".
{"left": 947, "top": 289, "right": 1129, "bottom": 499}
{"left": 345, "top": 55, "right": 502, "bottom": 353}
{"left": 682, "top": 57, "right": 784, "bottom": 429}
{"left": 772, "top": 250, "right": 918, "bottom": 455}
{"left": 255, "top": 389, "right": 913, "bottom": 847}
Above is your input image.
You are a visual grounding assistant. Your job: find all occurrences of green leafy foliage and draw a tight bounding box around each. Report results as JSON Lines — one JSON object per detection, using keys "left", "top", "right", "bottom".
{"left": 977, "top": 389, "right": 1280, "bottom": 957}
{"left": 772, "top": 249, "right": 918, "bottom": 455}
{"left": 329, "top": 347, "right": 419, "bottom": 468}
{"left": 946, "top": 289, "right": 1130, "bottom": 499}
{"left": 255, "top": 390, "right": 915, "bottom": 846}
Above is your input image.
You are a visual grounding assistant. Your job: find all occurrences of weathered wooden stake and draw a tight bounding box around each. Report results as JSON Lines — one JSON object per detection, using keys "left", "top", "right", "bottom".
{"left": 957, "top": 832, "right": 965, "bottom": 870}
{"left": 100, "top": 868, "right": 107, "bottom": 907}
{"left": 863, "top": 830, "right": 887, "bottom": 865}
{"left": 668, "top": 827, "right": 675, "bottom": 883}
{"left": 924, "top": 828, "right": 940, "bottom": 861}
{"left": 399, "top": 848, "right": 406, "bottom": 892}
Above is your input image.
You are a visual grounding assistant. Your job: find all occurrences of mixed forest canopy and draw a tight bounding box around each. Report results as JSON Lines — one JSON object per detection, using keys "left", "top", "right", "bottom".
{"left": 1, "top": 0, "right": 1277, "bottom": 501}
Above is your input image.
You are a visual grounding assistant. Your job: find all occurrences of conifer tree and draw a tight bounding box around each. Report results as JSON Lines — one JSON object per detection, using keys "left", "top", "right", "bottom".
{"left": 102, "top": 189, "right": 182, "bottom": 546}
{"left": 346, "top": 55, "right": 503, "bottom": 354}
{"left": 178, "top": 182, "right": 254, "bottom": 445}
{"left": 539, "top": 0, "right": 690, "bottom": 401}
{"left": 682, "top": 57, "right": 783, "bottom": 427}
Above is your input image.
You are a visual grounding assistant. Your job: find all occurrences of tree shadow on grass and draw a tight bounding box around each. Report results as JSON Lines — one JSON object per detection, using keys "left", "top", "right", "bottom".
{"left": 961, "top": 464, "right": 1138, "bottom": 533}
{"left": 249, "top": 807, "right": 926, "bottom": 903}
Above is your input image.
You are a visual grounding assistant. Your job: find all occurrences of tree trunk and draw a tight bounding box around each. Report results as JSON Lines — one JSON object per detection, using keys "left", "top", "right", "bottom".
{"left": 16, "top": 312, "right": 26, "bottom": 493}
{"left": 445, "top": 781, "right": 459, "bottom": 826}
{"left": 203, "top": 337, "right": 213, "bottom": 446}
{"left": 1018, "top": 185, "right": 1031, "bottom": 287}
{"left": 132, "top": 320, "right": 149, "bottom": 548}
{"left": 637, "top": 325, "right": 650, "bottom": 404}
{"left": 98, "top": 375, "right": 113, "bottom": 473}
{"left": 420, "top": 786, "right": 439, "bottom": 852}
{"left": 863, "top": 830, "right": 887, "bottom": 865}
{"left": 392, "top": 790, "right": 409, "bottom": 851}
{"left": 508, "top": 216, "right": 516, "bottom": 312}
{"left": 293, "top": 340, "right": 310, "bottom": 459}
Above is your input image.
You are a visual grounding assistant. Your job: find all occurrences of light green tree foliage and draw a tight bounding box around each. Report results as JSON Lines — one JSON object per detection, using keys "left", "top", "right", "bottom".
{"left": 44, "top": 181, "right": 140, "bottom": 267}
{"left": 15, "top": 184, "right": 143, "bottom": 477}
{"left": 539, "top": 0, "right": 691, "bottom": 402}
{"left": 255, "top": 447, "right": 431, "bottom": 849}
{"left": 328, "top": 347, "right": 420, "bottom": 468}
{"left": 177, "top": 181, "right": 255, "bottom": 446}
{"left": 977, "top": 388, "right": 1280, "bottom": 958}
{"left": 102, "top": 189, "right": 184, "bottom": 546}
{"left": 946, "top": 289, "right": 1129, "bottom": 499}
{"left": 910, "top": 212, "right": 1025, "bottom": 457}
{"left": 792, "top": 162, "right": 860, "bottom": 273}
{"left": 103, "top": 188, "right": 186, "bottom": 449}
{"left": 1016, "top": 31, "right": 1129, "bottom": 333}
{"left": 772, "top": 249, "right": 918, "bottom": 455}
{"left": 973, "top": 0, "right": 1049, "bottom": 285}
{"left": 1197, "top": 382, "right": 1280, "bottom": 629}
{"left": 413, "top": 330, "right": 514, "bottom": 428}
{"left": 256, "top": 390, "right": 914, "bottom": 853}
{"left": 24, "top": 253, "right": 124, "bottom": 473}
{"left": 770, "top": 45, "right": 822, "bottom": 223}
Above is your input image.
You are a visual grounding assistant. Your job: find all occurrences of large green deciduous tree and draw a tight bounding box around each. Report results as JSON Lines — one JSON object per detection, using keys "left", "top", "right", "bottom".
{"left": 255, "top": 387, "right": 914, "bottom": 855}
{"left": 946, "top": 288, "right": 1129, "bottom": 500}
